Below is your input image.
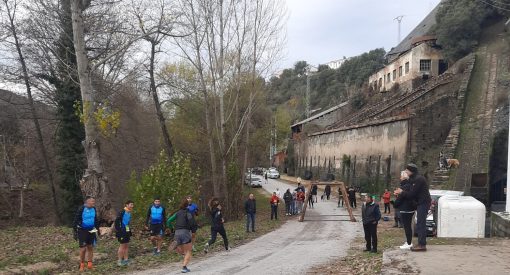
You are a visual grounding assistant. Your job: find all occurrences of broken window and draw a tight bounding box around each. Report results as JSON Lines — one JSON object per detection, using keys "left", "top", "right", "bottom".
{"left": 405, "top": 62, "right": 409, "bottom": 74}
{"left": 387, "top": 73, "right": 390, "bottom": 83}
{"left": 420, "top": 59, "right": 431, "bottom": 72}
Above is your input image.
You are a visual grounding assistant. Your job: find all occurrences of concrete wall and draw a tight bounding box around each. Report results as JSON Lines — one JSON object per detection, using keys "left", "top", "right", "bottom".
{"left": 296, "top": 119, "right": 409, "bottom": 182}
{"left": 369, "top": 41, "right": 444, "bottom": 93}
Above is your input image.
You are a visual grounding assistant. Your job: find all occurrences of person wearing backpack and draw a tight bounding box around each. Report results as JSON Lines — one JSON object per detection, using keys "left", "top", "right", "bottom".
{"left": 115, "top": 200, "right": 134, "bottom": 267}
{"left": 73, "top": 196, "right": 100, "bottom": 272}
{"left": 173, "top": 198, "right": 197, "bottom": 273}
{"left": 283, "top": 189, "right": 293, "bottom": 216}
{"left": 204, "top": 198, "right": 229, "bottom": 253}
{"left": 145, "top": 197, "right": 166, "bottom": 256}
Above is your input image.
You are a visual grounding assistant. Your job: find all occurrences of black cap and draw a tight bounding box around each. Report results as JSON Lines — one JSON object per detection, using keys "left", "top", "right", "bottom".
{"left": 406, "top": 163, "right": 418, "bottom": 174}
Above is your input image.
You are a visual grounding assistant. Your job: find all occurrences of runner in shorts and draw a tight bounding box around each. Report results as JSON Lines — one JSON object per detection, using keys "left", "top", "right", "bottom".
{"left": 145, "top": 197, "right": 166, "bottom": 256}
{"left": 73, "top": 196, "right": 99, "bottom": 272}
{"left": 186, "top": 195, "right": 199, "bottom": 251}
{"left": 174, "top": 198, "right": 197, "bottom": 273}
{"left": 115, "top": 200, "right": 134, "bottom": 267}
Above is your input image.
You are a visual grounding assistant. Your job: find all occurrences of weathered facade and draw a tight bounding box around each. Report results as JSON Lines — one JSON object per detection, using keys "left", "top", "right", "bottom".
{"left": 369, "top": 39, "right": 446, "bottom": 93}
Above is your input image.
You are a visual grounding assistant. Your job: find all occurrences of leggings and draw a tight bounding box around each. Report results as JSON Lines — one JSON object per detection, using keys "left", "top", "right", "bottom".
{"left": 208, "top": 226, "right": 228, "bottom": 249}
{"left": 400, "top": 212, "right": 414, "bottom": 245}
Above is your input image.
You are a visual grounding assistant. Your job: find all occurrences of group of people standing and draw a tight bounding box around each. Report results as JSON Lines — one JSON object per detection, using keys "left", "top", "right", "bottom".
{"left": 360, "top": 163, "right": 431, "bottom": 254}
{"left": 73, "top": 195, "right": 229, "bottom": 273}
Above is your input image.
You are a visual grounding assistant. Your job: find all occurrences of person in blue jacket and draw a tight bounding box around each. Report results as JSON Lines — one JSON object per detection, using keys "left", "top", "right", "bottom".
{"left": 145, "top": 197, "right": 166, "bottom": 255}
{"left": 115, "top": 200, "right": 134, "bottom": 267}
{"left": 73, "top": 196, "right": 100, "bottom": 272}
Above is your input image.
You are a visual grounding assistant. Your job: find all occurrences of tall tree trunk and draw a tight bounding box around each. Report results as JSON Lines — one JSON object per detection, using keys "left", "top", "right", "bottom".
{"left": 71, "top": 0, "right": 114, "bottom": 223}
{"left": 149, "top": 42, "right": 174, "bottom": 160}
{"left": 6, "top": 1, "right": 61, "bottom": 223}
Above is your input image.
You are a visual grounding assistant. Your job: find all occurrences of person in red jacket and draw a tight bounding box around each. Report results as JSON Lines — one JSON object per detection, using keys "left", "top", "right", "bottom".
{"left": 296, "top": 190, "right": 305, "bottom": 214}
{"left": 270, "top": 192, "right": 280, "bottom": 220}
{"left": 382, "top": 189, "right": 391, "bottom": 214}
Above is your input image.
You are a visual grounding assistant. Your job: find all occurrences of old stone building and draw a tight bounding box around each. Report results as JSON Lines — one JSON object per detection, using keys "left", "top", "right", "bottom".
{"left": 369, "top": 6, "right": 448, "bottom": 93}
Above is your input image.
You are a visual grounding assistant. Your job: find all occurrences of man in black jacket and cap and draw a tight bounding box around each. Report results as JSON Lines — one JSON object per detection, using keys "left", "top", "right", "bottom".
{"left": 395, "top": 163, "right": 431, "bottom": 252}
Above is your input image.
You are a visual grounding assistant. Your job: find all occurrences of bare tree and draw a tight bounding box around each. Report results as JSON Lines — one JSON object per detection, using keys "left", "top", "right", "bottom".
{"left": 174, "top": 0, "right": 286, "bottom": 211}
{"left": 128, "top": 0, "right": 183, "bottom": 160}
{"left": 0, "top": 0, "right": 61, "bottom": 222}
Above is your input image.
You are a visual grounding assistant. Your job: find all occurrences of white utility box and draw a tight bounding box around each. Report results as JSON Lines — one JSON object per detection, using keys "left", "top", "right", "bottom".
{"left": 437, "top": 196, "right": 485, "bottom": 238}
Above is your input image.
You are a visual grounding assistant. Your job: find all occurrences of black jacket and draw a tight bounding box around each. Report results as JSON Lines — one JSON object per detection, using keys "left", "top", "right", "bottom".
{"left": 311, "top": 185, "right": 318, "bottom": 195}
{"left": 73, "top": 205, "right": 99, "bottom": 233}
{"left": 348, "top": 189, "right": 356, "bottom": 199}
{"left": 210, "top": 207, "right": 224, "bottom": 229}
{"left": 361, "top": 202, "right": 381, "bottom": 225}
{"left": 174, "top": 209, "right": 197, "bottom": 232}
{"left": 283, "top": 191, "right": 293, "bottom": 203}
{"left": 394, "top": 180, "right": 416, "bottom": 211}
{"left": 325, "top": 185, "right": 331, "bottom": 195}
{"left": 244, "top": 199, "right": 256, "bottom": 214}
{"left": 400, "top": 173, "right": 431, "bottom": 205}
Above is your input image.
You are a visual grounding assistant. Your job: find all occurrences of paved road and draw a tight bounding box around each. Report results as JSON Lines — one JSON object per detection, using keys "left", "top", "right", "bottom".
{"left": 133, "top": 178, "right": 361, "bottom": 275}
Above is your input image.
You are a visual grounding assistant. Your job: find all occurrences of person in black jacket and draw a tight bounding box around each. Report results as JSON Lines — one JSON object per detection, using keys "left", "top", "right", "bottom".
{"left": 174, "top": 198, "right": 197, "bottom": 273}
{"left": 311, "top": 184, "right": 318, "bottom": 202}
{"left": 145, "top": 197, "right": 166, "bottom": 255}
{"left": 361, "top": 194, "right": 381, "bottom": 253}
{"left": 244, "top": 194, "right": 256, "bottom": 232}
{"left": 395, "top": 163, "right": 431, "bottom": 252}
{"left": 73, "top": 196, "right": 100, "bottom": 272}
{"left": 325, "top": 185, "right": 331, "bottom": 200}
{"left": 283, "top": 189, "right": 293, "bottom": 215}
{"left": 348, "top": 187, "right": 357, "bottom": 208}
{"left": 204, "top": 198, "right": 229, "bottom": 253}
{"left": 394, "top": 177, "right": 415, "bottom": 250}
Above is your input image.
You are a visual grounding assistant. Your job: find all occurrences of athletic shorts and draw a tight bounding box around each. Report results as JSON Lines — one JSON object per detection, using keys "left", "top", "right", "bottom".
{"left": 78, "top": 229, "right": 96, "bottom": 248}
{"left": 150, "top": 223, "right": 164, "bottom": 236}
{"left": 117, "top": 234, "right": 131, "bottom": 244}
{"left": 174, "top": 229, "right": 192, "bottom": 245}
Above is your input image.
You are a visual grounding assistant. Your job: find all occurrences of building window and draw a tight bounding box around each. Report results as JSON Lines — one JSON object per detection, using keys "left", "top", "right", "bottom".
{"left": 392, "top": 69, "right": 397, "bottom": 80}
{"left": 379, "top": 78, "right": 382, "bottom": 88}
{"left": 386, "top": 73, "right": 390, "bottom": 83}
{"left": 420, "top": 59, "right": 431, "bottom": 72}
{"left": 399, "top": 66, "right": 403, "bottom": 77}
{"left": 405, "top": 62, "right": 409, "bottom": 74}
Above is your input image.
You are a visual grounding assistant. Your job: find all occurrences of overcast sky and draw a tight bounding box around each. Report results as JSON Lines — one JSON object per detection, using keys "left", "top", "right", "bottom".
{"left": 279, "top": 0, "right": 441, "bottom": 70}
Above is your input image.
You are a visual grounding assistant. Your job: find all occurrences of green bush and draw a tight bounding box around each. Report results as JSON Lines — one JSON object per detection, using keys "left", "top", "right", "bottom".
{"left": 431, "top": 0, "right": 499, "bottom": 61}
{"left": 126, "top": 151, "right": 199, "bottom": 224}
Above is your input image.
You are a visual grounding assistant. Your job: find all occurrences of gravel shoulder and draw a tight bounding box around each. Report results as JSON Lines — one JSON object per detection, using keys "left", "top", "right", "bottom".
{"left": 132, "top": 178, "right": 362, "bottom": 275}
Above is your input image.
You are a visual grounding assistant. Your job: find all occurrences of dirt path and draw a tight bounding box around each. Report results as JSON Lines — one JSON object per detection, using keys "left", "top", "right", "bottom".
{"left": 132, "top": 178, "right": 361, "bottom": 275}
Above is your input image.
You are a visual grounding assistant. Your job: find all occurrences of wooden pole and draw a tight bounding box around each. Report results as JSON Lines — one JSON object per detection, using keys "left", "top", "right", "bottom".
{"left": 298, "top": 182, "right": 312, "bottom": 222}
{"left": 298, "top": 181, "right": 356, "bottom": 222}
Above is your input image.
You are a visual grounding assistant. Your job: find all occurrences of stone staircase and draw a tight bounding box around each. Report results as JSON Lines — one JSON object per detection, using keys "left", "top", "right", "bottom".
{"left": 430, "top": 55, "right": 476, "bottom": 187}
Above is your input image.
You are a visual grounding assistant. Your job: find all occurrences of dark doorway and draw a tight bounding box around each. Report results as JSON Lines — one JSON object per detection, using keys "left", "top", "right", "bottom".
{"left": 489, "top": 129, "right": 508, "bottom": 206}
{"left": 438, "top": 59, "right": 448, "bottom": 75}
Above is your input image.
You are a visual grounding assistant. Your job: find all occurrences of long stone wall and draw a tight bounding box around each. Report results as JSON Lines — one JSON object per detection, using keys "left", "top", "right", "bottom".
{"left": 295, "top": 119, "right": 409, "bottom": 188}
